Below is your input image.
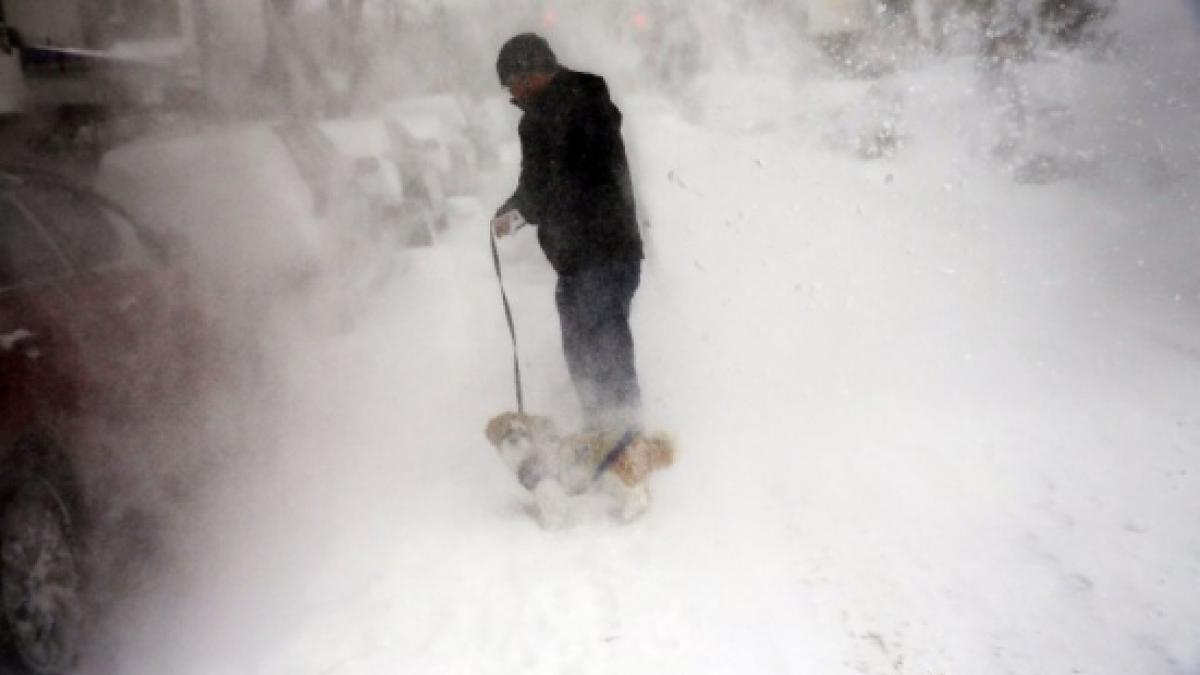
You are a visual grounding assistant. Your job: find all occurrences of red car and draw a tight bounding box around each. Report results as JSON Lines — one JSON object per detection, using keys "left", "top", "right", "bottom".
{"left": 1, "top": 167, "right": 216, "bottom": 674}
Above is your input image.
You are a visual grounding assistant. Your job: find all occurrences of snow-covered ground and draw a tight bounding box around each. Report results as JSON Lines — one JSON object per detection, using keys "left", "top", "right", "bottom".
{"left": 85, "top": 5, "right": 1199, "bottom": 675}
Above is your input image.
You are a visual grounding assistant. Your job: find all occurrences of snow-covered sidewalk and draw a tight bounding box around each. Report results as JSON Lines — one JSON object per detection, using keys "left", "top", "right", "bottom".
{"left": 103, "top": 33, "right": 1199, "bottom": 675}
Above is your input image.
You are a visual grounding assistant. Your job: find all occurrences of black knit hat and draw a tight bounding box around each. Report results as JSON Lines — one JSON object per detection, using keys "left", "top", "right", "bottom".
{"left": 496, "top": 33, "right": 559, "bottom": 85}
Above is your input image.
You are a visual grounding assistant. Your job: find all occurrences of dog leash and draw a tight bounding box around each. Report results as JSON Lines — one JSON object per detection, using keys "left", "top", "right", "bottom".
{"left": 490, "top": 227, "right": 525, "bottom": 414}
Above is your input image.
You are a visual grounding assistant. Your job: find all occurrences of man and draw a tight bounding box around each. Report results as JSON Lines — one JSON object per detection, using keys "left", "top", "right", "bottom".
{"left": 491, "top": 33, "right": 645, "bottom": 433}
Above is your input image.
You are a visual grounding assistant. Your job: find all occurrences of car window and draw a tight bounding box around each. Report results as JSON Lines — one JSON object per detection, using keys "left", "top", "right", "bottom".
{"left": 0, "top": 196, "right": 70, "bottom": 291}
{"left": 13, "top": 182, "right": 129, "bottom": 271}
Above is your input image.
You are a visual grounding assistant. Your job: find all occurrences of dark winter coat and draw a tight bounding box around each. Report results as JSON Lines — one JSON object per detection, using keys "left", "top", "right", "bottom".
{"left": 499, "top": 68, "right": 643, "bottom": 276}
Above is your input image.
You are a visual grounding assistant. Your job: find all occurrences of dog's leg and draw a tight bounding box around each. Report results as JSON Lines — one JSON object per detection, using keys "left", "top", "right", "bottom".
{"left": 620, "top": 484, "right": 651, "bottom": 522}
{"left": 533, "top": 479, "right": 569, "bottom": 530}
{"left": 598, "top": 472, "right": 651, "bottom": 522}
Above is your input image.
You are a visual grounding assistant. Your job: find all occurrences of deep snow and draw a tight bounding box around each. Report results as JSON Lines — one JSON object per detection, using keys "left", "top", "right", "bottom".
{"left": 86, "top": 5, "right": 1200, "bottom": 675}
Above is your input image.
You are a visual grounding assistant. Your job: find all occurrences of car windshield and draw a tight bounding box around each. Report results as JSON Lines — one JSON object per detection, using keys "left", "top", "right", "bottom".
{"left": 0, "top": 196, "right": 70, "bottom": 292}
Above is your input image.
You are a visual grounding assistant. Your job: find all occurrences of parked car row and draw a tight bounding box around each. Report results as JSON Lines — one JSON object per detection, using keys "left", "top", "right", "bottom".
{"left": 0, "top": 90, "right": 489, "bottom": 671}
{"left": 1, "top": 166, "right": 224, "bottom": 674}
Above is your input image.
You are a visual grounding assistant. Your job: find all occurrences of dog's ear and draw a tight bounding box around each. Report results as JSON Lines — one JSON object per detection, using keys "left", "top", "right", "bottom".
{"left": 484, "top": 413, "right": 515, "bottom": 448}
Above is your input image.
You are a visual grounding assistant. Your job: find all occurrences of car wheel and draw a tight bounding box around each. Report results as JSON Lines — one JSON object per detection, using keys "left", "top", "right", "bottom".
{"left": 1, "top": 479, "right": 83, "bottom": 674}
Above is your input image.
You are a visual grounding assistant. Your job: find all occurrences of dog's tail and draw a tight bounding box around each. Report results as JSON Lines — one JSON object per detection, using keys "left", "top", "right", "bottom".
{"left": 611, "top": 432, "right": 677, "bottom": 486}
{"left": 645, "top": 433, "right": 677, "bottom": 471}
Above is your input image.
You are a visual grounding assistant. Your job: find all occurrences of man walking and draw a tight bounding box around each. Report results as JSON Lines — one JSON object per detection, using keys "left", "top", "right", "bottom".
{"left": 491, "top": 33, "right": 645, "bottom": 433}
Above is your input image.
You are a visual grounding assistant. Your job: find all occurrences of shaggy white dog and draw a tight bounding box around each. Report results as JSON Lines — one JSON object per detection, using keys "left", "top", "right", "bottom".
{"left": 484, "top": 412, "right": 675, "bottom": 529}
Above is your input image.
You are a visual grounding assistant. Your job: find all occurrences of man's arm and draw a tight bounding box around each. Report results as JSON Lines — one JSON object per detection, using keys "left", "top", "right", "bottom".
{"left": 493, "top": 160, "right": 538, "bottom": 237}
{"left": 494, "top": 120, "right": 533, "bottom": 235}
{"left": 494, "top": 117, "right": 552, "bottom": 235}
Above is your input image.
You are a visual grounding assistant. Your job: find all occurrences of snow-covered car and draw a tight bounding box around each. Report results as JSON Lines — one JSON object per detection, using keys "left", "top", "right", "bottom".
{"left": 98, "top": 123, "right": 363, "bottom": 304}
{"left": 381, "top": 94, "right": 483, "bottom": 196}
{"left": 97, "top": 109, "right": 475, "bottom": 313}
{"left": 0, "top": 167, "right": 217, "bottom": 674}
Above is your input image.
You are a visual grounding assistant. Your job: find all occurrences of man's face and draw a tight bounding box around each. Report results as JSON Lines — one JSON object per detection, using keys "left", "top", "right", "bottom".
{"left": 506, "top": 71, "right": 554, "bottom": 105}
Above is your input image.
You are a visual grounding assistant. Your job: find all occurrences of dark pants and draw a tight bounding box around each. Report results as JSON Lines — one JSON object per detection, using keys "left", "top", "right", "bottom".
{"left": 555, "top": 260, "right": 642, "bottom": 431}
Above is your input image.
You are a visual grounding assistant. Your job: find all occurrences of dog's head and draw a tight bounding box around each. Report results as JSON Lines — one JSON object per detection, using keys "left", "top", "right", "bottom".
{"left": 484, "top": 412, "right": 521, "bottom": 449}
{"left": 485, "top": 412, "right": 562, "bottom": 490}
{"left": 484, "top": 412, "right": 559, "bottom": 450}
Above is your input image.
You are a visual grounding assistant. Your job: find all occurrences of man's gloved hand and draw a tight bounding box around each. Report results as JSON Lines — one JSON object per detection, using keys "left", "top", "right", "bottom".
{"left": 491, "top": 210, "right": 526, "bottom": 238}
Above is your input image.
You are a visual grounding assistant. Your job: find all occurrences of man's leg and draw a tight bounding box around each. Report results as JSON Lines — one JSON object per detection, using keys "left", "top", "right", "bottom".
{"left": 591, "top": 261, "right": 642, "bottom": 430}
{"left": 556, "top": 261, "right": 643, "bottom": 431}
{"left": 556, "top": 271, "right": 602, "bottom": 423}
